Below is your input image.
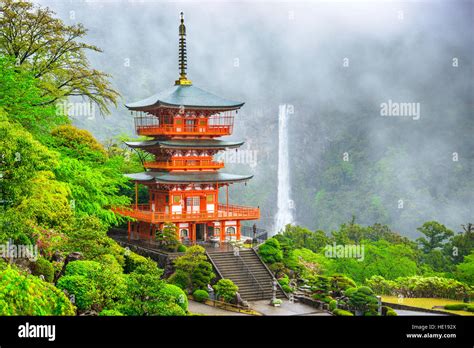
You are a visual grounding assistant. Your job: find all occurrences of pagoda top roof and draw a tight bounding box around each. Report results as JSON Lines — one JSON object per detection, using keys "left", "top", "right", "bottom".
{"left": 125, "top": 85, "right": 244, "bottom": 112}
{"left": 124, "top": 139, "right": 244, "bottom": 149}
{"left": 125, "top": 171, "right": 253, "bottom": 184}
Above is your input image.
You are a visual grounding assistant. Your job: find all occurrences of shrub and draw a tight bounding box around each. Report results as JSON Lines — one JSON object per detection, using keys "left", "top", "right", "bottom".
{"left": 367, "top": 275, "right": 473, "bottom": 300}
{"left": 168, "top": 270, "right": 189, "bottom": 290}
{"left": 0, "top": 266, "right": 75, "bottom": 315}
{"left": 99, "top": 309, "right": 124, "bottom": 316}
{"left": 333, "top": 309, "right": 354, "bottom": 316}
{"left": 56, "top": 275, "right": 99, "bottom": 311}
{"left": 170, "top": 246, "right": 215, "bottom": 292}
{"left": 214, "top": 279, "right": 238, "bottom": 303}
{"left": 124, "top": 251, "right": 152, "bottom": 273}
{"left": 158, "top": 284, "right": 188, "bottom": 312}
{"left": 278, "top": 275, "right": 293, "bottom": 293}
{"left": 96, "top": 254, "right": 123, "bottom": 274}
{"left": 193, "top": 289, "right": 209, "bottom": 303}
{"left": 385, "top": 307, "right": 398, "bottom": 316}
{"left": 444, "top": 303, "right": 467, "bottom": 311}
{"left": 65, "top": 260, "right": 101, "bottom": 277}
{"left": 59, "top": 260, "right": 126, "bottom": 311}
{"left": 258, "top": 238, "right": 283, "bottom": 264}
{"left": 31, "top": 257, "right": 54, "bottom": 282}
{"left": 329, "top": 300, "right": 337, "bottom": 311}
{"left": 177, "top": 244, "right": 187, "bottom": 253}
{"left": 345, "top": 286, "right": 378, "bottom": 313}
{"left": 467, "top": 305, "right": 474, "bottom": 312}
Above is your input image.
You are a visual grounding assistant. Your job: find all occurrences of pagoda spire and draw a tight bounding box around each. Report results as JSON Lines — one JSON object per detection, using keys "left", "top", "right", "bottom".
{"left": 175, "top": 12, "right": 192, "bottom": 86}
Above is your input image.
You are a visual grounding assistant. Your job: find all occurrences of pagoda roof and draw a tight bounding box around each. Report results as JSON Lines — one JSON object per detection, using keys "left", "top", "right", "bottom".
{"left": 124, "top": 139, "right": 244, "bottom": 150}
{"left": 125, "top": 85, "right": 244, "bottom": 112}
{"left": 125, "top": 171, "right": 253, "bottom": 184}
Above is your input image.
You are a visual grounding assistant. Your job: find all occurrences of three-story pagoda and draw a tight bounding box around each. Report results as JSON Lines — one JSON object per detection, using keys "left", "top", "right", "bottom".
{"left": 117, "top": 13, "right": 259, "bottom": 243}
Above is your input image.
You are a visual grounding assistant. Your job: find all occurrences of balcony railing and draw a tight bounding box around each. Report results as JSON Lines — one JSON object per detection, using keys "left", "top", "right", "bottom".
{"left": 113, "top": 203, "right": 260, "bottom": 223}
{"left": 134, "top": 113, "right": 234, "bottom": 137}
{"left": 143, "top": 157, "right": 224, "bottom": 171}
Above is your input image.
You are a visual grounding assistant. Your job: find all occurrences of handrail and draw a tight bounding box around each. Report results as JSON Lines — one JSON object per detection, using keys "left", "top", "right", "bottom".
{"left": 205, "top": 251, "right": 225, "bottom": 280}
{"left": 113, "top": 204, "right": 260, "bottom": 223}
{"left": 250, "top": 247, "right": 289, "bottom": 299}
{"left": 235, "top": 252, "right": 265, "bottom": 300}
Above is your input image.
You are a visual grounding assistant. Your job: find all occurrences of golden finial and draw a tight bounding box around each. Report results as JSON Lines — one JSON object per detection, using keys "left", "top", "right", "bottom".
{"left": 175, "top": 12, "right": 192, "bottom": 86}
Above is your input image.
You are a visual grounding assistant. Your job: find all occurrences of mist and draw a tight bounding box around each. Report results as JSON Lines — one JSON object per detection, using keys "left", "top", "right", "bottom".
{"left": 36, "top": 0, "right": 473, "bottom": 238}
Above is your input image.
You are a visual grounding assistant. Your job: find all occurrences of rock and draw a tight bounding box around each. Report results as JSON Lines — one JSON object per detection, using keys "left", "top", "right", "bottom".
{"left": 54, "top": 252, "right": 83, "bottom": 283}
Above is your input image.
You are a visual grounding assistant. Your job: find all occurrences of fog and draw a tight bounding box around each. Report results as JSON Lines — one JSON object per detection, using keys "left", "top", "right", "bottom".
{"left": 36, "top": 0, "right": 473, "bottom": 238}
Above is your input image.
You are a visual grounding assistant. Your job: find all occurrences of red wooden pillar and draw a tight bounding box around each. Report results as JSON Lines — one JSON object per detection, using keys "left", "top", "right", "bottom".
{"left": 192, "top": 223, "right": 196, "bottom": 243}
{"left": 127, "top": 221, "right": 131, "bottom": 241}
{"left": 220, "top": 221, "right": 225, "bottom": 242}
{"left": 236, "top": 220, "right": 241, "bottom": 241}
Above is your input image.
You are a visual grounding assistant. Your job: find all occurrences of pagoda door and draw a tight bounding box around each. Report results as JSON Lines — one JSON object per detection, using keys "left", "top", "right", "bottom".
{"left": 186, "top": 196, "right": 200, "bottom": 214}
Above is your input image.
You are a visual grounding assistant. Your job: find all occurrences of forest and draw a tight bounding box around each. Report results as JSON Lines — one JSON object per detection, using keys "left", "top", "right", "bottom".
{"left": 0, "top": 0, "right": 472, "bottom": 316}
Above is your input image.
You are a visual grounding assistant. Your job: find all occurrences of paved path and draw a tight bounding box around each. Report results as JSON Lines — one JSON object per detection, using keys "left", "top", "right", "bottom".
{"left": 188, "top": 300, "right": 249, "bottom": 316}
{"left": 248, "top": 299, "right": 331, "bottom": 316}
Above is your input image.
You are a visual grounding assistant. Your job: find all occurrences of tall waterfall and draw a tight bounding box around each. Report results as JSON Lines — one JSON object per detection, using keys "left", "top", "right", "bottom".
{"left": 274, "top": 104, "right": 294, "bottom": 234}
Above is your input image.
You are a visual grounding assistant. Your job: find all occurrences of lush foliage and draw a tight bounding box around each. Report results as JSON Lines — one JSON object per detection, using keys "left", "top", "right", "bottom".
{"left": 169, "top": 246, "right": 215, "bottom": 293}
{"left": 193, "top": 289, "right": 210, "bottom": 303}
{"left": 366, "top": 275, "right": 472, "bottom": 300}
{"left": 0, "top": 266, "right": 75, "bottom": 315}
{"left": 213, "top": 279, "right": 238, "bottom": 303}
{"left": 258, "top": 238, "right": 283, "bottom": 264}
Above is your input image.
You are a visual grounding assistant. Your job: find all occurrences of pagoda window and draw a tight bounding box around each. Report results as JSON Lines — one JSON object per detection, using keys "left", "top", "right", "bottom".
{"left": 226, "top": 226, "right": 236, "bottom": 235}
{"left": 180, "top": 229, "right": 189, "bottom": 238}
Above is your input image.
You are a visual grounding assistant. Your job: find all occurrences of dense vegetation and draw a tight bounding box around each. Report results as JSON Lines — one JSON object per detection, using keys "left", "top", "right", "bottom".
{"left": 0, "top": 0, "right": 185, "bottom": 316}
{"left": 258, "top": 222, "right": 473, "bottom": 315}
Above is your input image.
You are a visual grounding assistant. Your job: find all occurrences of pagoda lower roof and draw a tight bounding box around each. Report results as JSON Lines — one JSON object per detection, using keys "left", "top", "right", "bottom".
{"left": 125, "top": 85, "right": 244, "bottom": 112}
{"left": 125, "top": 171, "right": 253, "bottom": 184}
{"left": 124, "top": 139, "right": 244, "bottom": 150}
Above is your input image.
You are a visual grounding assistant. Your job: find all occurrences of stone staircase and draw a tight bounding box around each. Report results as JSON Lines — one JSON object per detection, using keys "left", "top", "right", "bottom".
{"left": 207, "top": 249, "right": 287, "bottom": 301}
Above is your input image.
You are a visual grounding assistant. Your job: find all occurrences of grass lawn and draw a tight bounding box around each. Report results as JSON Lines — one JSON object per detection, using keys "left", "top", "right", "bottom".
{"left": 382, "top": 296, "right": 474, "bottom": 316}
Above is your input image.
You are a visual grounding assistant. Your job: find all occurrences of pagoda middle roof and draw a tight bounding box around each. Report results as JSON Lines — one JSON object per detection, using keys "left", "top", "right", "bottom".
{"left": 125, "top": 171, "right": 253, "bottom": 184}
{"left": 125, "top": 85, "right": 244, "bottom": 111}
{"left": 124, "top": 139, "right": 244, "bottom": 150}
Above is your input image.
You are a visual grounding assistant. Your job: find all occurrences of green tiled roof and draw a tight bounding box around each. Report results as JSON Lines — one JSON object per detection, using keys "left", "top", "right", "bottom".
{"left": 125, "top": 85, "right": 244, "bottom": 111}
{"left": 125, "top": 171, "right": 253, "bottom": 184}
{"left": 124, "top": 139, "right": 244, "bottom": 149}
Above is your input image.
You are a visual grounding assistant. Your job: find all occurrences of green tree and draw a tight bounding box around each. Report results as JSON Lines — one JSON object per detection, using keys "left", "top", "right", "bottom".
{"left": 0, "top": 0, "right": 119, "bottom": 114}
{"left": 456, "top": 251, "right": 474, "bottom": 285}
{"left": 416, "top": 221, "right": 454, "bottom": 253}
{"left": 156, "top": 223, "right": 180, "bottom": 252}
{"left": 213, "top": 279, "right": 238, "bottom": 303}
{"left": 117, "top": 263, "right": 187, "bottom": 316}
{"left": 258, "top": 237, "right": 283, "bottom": 264}
{"left": 169, "top": 245, "right": 215, "bottom": 292}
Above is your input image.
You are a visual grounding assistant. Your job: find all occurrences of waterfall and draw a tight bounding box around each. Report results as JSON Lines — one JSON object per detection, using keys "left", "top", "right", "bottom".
{"left": 274, "top": 104, "right": 294, "bottom": 234}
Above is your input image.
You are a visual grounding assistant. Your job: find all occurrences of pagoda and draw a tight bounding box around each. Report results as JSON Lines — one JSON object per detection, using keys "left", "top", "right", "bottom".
{"left": 116, "top": 13, "right": 260, "bottom": 243}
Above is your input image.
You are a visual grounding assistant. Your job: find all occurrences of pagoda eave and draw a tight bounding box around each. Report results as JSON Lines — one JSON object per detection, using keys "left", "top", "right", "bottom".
{"left": 124, "top": 139, "right": 245, "bottom": 150}
{"left": 125, "top": 171, "right": 253, "bottom": 184}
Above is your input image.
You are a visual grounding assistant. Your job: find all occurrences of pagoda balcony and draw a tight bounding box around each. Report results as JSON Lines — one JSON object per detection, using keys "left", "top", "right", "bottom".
{"left": 144, "top": 157, "right": 225, "bottom": 171}
{"left": 114, "top": 203, "right": 260, "bottom": 223}
{"left": 134, "top": 114, "right": 234, "bottom": 137}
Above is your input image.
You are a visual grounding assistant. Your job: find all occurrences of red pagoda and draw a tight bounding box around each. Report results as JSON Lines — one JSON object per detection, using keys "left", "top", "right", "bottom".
{"left": 116, "top": 13, "right": 259, "bottom": 243}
